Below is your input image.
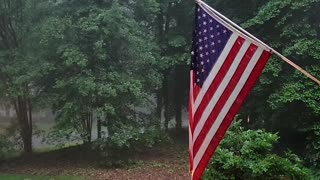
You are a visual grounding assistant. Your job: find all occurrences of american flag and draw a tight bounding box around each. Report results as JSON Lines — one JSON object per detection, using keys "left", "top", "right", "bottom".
{"left": 189, "top": 4, "right": 272, "bottom": 180}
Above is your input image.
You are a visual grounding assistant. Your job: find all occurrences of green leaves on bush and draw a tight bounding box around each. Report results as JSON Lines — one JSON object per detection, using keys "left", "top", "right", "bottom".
{"left": 0, "top": 135, "right": 14, "bottom": 160}
{"left": 93, "top": 125, "right": 171, "bottom": 167}
{"left": 304, "top": 123, "right": 320, "bottom": 177}
{"left": 203, "top": 121, "right": 314, "bottom": 180}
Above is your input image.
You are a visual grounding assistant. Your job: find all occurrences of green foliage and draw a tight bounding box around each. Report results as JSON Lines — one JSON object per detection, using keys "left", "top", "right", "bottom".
{"left": 93, "top": 125, "right": 171, "bottom": 167}
{"left": 234, "top": 0, "right": 320, "bottom": 175}
{"left": 240, "top": 0, "right": 320, "bottom": 123}
{"left": 0, "top": 135, "right": 14, "bottom": 160}
{"left": 45, "top": 123, "right": 82, "bottom": 147}
{"left": 37, "top": 0, "right": 162, "bottom": 142}
{"left": 0, "top": 0, "right": 53, "bottom": 153}
{"left": 203, "top": 121, "right": 313, "bottom": 180}
{"left": 305, "top": 123, "right": 320, "bottom": 177}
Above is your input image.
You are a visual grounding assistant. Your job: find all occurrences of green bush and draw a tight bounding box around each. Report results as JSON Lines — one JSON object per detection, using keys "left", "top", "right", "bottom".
{"left": 203, "top": 121, "right": 314, "bottom": 180}
{"left": 93, "top": 125, "right": 171, "bottom": 167}
{"left": 0, "top": 135, "right": 14, "bottom": 160}
{"left": 305, "top": 123, "right": 320, "bottom": 178}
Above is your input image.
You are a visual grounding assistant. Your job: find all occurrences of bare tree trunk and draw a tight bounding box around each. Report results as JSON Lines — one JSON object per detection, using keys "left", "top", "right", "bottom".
{"left": 1, "top": 0, "right": 33, "bottom": 154}
{"left": 163, "top": 74, "right": 170, "bottom": 131}
{"left": 155, "top": 7, "right": 165, "bottom": 130}
{"left": 106, "top": 116, "right": 113, "bottom": 137}
{"left": 175, "top": 103, "right": 182, "bottom": 130}
{"left": 86, "top": 111, "right": 93, "bottom": 143}
{"left": 155, "top": 90, "right": 163, "bottom": 129}
{"left": 81, "top": 110, "right": 93, "bottom": 144}
{"left": 174, "top": 66, "right": 183, "bottom": 131}
{"left": 14, "top": 94, "right": 33, "bottom": 154}
{"left": 97, "top": 115, "right": 102, "bottom": 139}
{"left": 164, "top": 111, "right": 169, "bottom": 131}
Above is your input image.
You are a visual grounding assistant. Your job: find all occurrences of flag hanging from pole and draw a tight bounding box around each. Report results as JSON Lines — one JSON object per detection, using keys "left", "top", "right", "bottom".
{"left": 189, "top": 3, "right": 272, "bottom": 180}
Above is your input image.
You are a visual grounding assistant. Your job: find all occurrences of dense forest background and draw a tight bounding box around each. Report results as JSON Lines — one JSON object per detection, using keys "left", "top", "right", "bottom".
{"left": 0, "top": 0, "right": 319, "bottom": 179}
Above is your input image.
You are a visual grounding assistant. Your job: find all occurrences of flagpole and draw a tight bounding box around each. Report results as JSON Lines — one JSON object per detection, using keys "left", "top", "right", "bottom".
{"left": 196, "top": 0, "right": 320, "bottom": 86}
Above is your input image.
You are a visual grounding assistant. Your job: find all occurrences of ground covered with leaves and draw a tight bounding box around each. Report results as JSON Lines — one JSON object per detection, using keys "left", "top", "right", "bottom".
{"left": 0, "top": 144, "right": 190, "bottom": 180}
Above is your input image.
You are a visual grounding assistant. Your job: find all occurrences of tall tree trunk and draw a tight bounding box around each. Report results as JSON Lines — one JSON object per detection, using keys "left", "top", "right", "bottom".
{"left": 86, "top": 111, "right": 93, "bottom": 143}
{"left": 174, "top": 66, "right": 183, "bottom": 131}
{"left": 175, "top": 101, "right": 182, "bottom": 130}
{"left": 97, "top": 115, "right": 102, "bottom": 139}
{"left": 155, "top": 89, "right": 163, "bottom": 129}
{"left": 157, "top": 3, "right": 174, "bottom": 131}
{"left": 155, "top": 7, "right": 165, "bottom": 129}
{"left": 163, "top": 73, "right": 170, "bottom": 131}
{"left": 82, "top": 111, "right": 93, "bottom": 144}
{"left": 22, "top": 130, "right": 32, "bottom": 154}
{"left": 14, "top": 94, "right": 33, "bottom": 154}
{"left": 106, "top": 116, "right": 113, "bottom": 137}
{"left": 1, "top": 0, "right": 34, "bottom": 154}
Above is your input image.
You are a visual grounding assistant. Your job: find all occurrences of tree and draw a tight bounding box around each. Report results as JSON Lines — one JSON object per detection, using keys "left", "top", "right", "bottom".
{"left": 240, "top": 0, "right": 320, "bottom": 172}
{"left": 0, "top": 0, "right": 50, "bottom": 154}
{"left": 40, "top": 0, "right": 161, "bottom": 143}
{"left": 154, "top": 0, "right": 194, "bottom": 130}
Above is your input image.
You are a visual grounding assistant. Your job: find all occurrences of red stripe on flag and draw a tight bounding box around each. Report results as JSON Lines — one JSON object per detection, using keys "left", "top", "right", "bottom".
{"left": 192, "top": 37, "right": 245, "bottom": 130}
{"left": 192, "top": 43, "right": 258, "bottom": 156}
{"left": 192, "top": 50, "right": 271, "bottom": 180}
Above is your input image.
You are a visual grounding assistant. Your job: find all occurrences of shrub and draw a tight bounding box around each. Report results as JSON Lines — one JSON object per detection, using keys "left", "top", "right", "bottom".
{"left": 203, "top": 121, "right": 314, "bottom": 180}
{"left": 93, "top": 125, "right": 171, "bottom": 167}
{"left": 305, "top": 123, "right": 320, "bottom": 178}
{"left": 0, "top": 135, "right": 14, "bottom": 160}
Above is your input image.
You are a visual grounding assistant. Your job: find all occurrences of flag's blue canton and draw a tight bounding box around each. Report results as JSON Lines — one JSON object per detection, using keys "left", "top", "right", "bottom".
{"left": 191, "top": 5, "right": 232, "bottom": 86}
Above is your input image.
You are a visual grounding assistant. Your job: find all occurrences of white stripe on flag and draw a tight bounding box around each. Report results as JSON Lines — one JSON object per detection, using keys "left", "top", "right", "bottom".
{"left": 193, "top": 40, "right": 251, "bottom": 143}
{"left": 192, "top": 47, "right": 264, "bottom": 171}
{"left": 193, "top": 34, "right": 238, "bottom": 115}
{"left": 189, "top": 71, "right": 194, "bottom": 158}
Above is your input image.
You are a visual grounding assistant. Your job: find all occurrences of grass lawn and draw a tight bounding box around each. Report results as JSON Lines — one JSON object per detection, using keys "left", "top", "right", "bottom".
{"left": 0, "top": 174, "right": 83, "bottom": 180}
